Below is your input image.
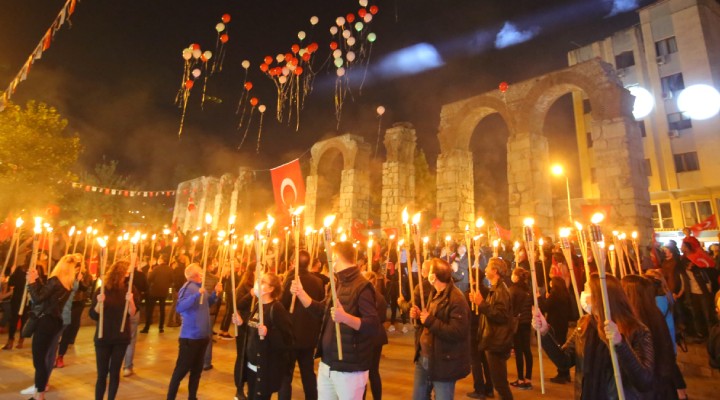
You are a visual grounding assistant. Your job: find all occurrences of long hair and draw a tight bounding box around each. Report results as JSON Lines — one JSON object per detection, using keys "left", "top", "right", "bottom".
{"left": 104, "top": 261, "right": 130, "bottom": 291}
{"left": 240, "top": 262, "right": 256, "bottom": 288}
{"left": 549, "top": 276, "right": 570, "bottom": 302}
{"left": 261, "top": 272, "right": 283, "bottom": 301}
{"left": 588, "top": 273, "right": 645, "bottom": 343}
{"left": 50, "top": 254, "right": 81, "bottom": 290}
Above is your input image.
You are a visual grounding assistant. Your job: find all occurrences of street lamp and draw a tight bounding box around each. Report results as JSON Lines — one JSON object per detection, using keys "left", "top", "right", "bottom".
{"left": 551, "top": 164, "right": 573, "bottom": 224}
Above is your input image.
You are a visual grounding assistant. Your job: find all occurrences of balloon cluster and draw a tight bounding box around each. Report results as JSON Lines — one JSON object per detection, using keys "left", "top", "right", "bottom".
{"left": 211, "top": 13, "right": 232, "bottom": 75}
{"left": 176, "top": 43, "right": 213, "bottom": 137}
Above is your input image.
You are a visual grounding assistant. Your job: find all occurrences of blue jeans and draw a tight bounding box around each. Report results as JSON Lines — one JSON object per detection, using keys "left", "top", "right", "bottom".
{"left": 123, "top": 311, "right": 140, "bottom": 369}
{"left": 412, "top": 357, "right": 457, "bottom": 400}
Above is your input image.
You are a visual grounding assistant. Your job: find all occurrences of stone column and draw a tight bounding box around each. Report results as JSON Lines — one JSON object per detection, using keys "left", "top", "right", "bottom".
{"left": 436, "top": 149, "right": 474, "bottom": 237}
{"left": 305, "top": 175, "right": 319, "bottom": 228}
{"left": 381, "top": 124, "right": 416, "bottom": 231}
{"left": 338, "top": 168, "right": 370, "bottom": 229}
{"left": 591, "top": 117, "right": 652, "bottom": 242}
{"left": 507, "top": 133, "right": 554, "bottom": 236}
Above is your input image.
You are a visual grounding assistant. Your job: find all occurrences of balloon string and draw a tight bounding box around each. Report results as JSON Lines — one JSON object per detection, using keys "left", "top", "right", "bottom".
{"left": 238, "top": 107, "right": 255, "bottom": 150}
{"left": 256, "top": 112, "right": 265, "bottom": 154}
{"left": 359, "top": 44, "right": 373, "bottom": 95}
{"left": 236, "top": 90, "right": 247, "bottom": 115}
{"left": 201, "top": 74, "right": 209, "bottom": 110}
{"left": 178, "top": 89, "right": 191, "bottom": 138}
{"left": 238, "top": 100, "right": 249, "bottom": 129}
{"left": 296, "top": 74, "right": 301, "bottom": 131}
{"left": 374, "top": 115, "right": 383, "bottom": 158}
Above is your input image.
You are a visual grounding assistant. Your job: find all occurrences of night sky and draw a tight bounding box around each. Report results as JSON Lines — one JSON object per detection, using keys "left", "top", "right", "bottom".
{"left": 0, "top": 0, "right": 650, "bottom": 189}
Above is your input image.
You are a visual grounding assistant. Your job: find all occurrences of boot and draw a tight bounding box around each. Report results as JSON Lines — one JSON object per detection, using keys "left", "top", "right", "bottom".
{"left": 2, "top": 339, "right": 13, "bottom": 350}
{"left": 55, "top": 355, "right": 65, "bottom": 368}
{"left": 16, "top": 338, "right": 24, "bottom": 349}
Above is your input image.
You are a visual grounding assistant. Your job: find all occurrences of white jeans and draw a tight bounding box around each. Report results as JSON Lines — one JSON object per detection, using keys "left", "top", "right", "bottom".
{"left": 317, "top": 361, "right": 369, "bottom": 400}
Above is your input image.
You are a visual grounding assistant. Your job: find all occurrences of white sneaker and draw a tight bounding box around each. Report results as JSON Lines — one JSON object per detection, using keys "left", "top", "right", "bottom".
{"left": 387, "top": 325, "right": 396, "bottom": 333}
{"left": 401, "top": 325, "right": 409, "bottom": 334}
{"left": 123, "top": 368, "right": 134, "bottom": 377}
{"left": 20, "top": 385, "right": 36, "bottom": 395}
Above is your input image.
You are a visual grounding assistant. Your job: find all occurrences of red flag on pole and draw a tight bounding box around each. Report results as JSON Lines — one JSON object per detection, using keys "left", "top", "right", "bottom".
{"left": 494, "top": 222, "right": 512, "bottom": 241}
{"left": 270, "top": 159, "right": 306, "bottom": 213}
{"left": 429, "top": 218, "right": 443, "bottom": 233}
{"left": 689, "top": 214, "right": 717, "bottom": 237}
{"left": 383, "top": 227, "right": 399, "bottom": 239}
{"left": 351, "top": 219, "right": 368, "bottom": 242}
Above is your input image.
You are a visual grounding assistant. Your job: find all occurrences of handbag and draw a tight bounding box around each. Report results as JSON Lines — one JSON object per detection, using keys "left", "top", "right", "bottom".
{"left": 21, "top": 311, "right": 43, "bottom": 338}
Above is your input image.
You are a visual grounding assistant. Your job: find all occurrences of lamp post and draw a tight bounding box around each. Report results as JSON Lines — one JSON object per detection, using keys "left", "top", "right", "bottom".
{"left": 551, "top": 164, "right": 573, "bottom": 225}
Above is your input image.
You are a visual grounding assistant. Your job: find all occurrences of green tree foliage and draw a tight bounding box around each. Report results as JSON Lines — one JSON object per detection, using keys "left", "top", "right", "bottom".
{"left": 0, "top": 101, "right": 80, "bottom": 216}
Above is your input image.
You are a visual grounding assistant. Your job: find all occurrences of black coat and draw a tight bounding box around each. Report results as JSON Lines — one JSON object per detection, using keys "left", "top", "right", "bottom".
{"left": 477, "top": 281, "right": 514, "bottom": 353}
{"left": 509, "top": 281, "right": 533, "bottom": 324}
{"left": 147, "top": 263, "right": 173, "bottom": 298}
{"left": 281, "top": 268, "right": 324, "bottom": 349}
{"left": 28, "top": 276, "right": 71, "bottom": 320}
{"left": 413, "top": 281, "right": 471, "bottom": 382}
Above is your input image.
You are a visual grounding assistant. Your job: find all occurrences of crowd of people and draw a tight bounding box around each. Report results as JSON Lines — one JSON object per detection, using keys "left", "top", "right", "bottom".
{"left": 1, "top": 226, "right": 720, "bottom": 400}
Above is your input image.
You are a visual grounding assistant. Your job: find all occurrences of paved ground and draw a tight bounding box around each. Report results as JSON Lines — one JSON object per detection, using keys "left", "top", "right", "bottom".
{"left": 0, "top": 320, "right": 715, "bottom": 399}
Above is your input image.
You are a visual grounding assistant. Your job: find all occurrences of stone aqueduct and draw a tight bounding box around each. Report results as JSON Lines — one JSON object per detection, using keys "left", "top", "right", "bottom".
{"left": 173, "top": 59, "right": 653, "bottom": 242}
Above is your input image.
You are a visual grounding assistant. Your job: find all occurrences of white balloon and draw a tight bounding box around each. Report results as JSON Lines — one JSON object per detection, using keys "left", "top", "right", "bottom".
{"left": 182, "top": 49, "right": 192, "bottom": 60}
{"left": 336, "top": 16, "right": 346, "bottom": 26}
{"left": 258, "top": 105, "right": 267, "bottom": 113}
{"left": 342, "top": 29, "right": 351, "bottom": 39}
{"left": 310, "top": 16, "right": 319, "bottom": 25}
{"left": 333, "top": 49, "right": 342, "bottom": 59}
{"left": 336, "top": 67, "right": 346, "bottom": 77}
{"left": 276, "top": 54, "right": 285, "bottom": 63}
{"left": 364, "top": 14, "right": 373, "bottom": 23}
{"left": 299, "top": 49, "right": 307, "bottom": 57}
{"left": 203, "top": 50, "right": 212, "bottom": 60}
{"left": 282, "top": 67, "right": 290, "bottom": 76}
{"left": 359, "top": 0, "right": 369, "bottom": 7}
{"left": 287, "top": 63, "right": 296, "bottom": 71}
{"left": 192, "top": 49, "right": 202, "bottom": 59}
{"left": 678, "top": 84, "right": 720, "bottom": 120}
{"left": 192, "top": 69, "right": 201, "bottom": 78}
{"left": 298, "top": 31, "right": 306, "bottom": 41}
{"left": 347, "top": 37, "right": 356, "bottom": 46}
{"left": 330, "top": 26, "right": 338, "bottom": 35}
{"left": 215, "top": 23, "right": 225, "bottom": 33}
{"left": 376, "top": 106, "right": 385, "bottom": 115}
{"left": 346, "top": 51, "right": 356, "bottom": 62}
{"left": 242, "top": 60, "right": 250, "bottom": 69}
{"left": 279, "top": 76, "right": 288, "bottom": 84}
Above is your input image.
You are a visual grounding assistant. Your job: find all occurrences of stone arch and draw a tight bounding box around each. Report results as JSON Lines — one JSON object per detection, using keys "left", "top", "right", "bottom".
{"left": 436, "top": 58, "right": 651, "bottom": 242}
{"left": 305, "top": 134, "right": 371, "bottom": 228}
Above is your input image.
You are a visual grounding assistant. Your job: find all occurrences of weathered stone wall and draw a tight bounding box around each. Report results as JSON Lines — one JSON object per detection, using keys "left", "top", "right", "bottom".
{"left": 381, "top": 123, "right": 417, "bottom": 230}
{"left": 436, "top": 149, "right": 474, "bottom": 236}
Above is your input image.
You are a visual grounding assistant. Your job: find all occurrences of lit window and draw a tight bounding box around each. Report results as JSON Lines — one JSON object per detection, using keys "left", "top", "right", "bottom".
{"left": 660, "top": 73, "right": 684, "bottom": 99}
{"left": 655, "top": 37, "right": 678, "bottom": 57}
{"left": 652, "top": 203, "right": 673, "bottom": 229}
{"left": 667, "top": 112, "right": 692, "bottom": 131}
{"left": 681, "top": 200, "right": 713, "bottom": 227}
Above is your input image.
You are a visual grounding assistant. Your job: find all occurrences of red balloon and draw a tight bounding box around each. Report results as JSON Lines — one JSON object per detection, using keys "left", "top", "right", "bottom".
{"left": 291, "top": 44, "right": 300, "bottom": 54}
{"left": 358, "top": 8, "right": 367, "bottom": 18}
{"left": 220, "top": 34, "right": 229, "bottom": 44}
{"left": 264, "top": 55, "right": 273, "bottom": 65}
{"left": 329, "top": 41, "right": 338, "bottom": 50}
{"left": 244, "top": 82, "right": 253, "bottom": 91}
{"left": 200, "top": 55, "right": 207, "bottom": 62}
{"left": 285, "top": 52, "right": 293, "bottom": 61}
{"left": 499, "top": 81, "right": 509, "bottom": 93}
{"left": 294, "top": 66, "right": 303, "bottom": 75}
{"left": 259, "top": 63, "right": 269, "bottom": 72}
{"left": 191, "top": 43, "right": 201, "bottom": 50}
{"left": 369, "top": 5, "right": 379, "bottom": 15}
{"left": 221, "top": 13, "right": 231, "bottom": 24}
{"left": 185, "top": 79, "right": 194, "bottom": 89}
{"left": 346, "top": 13, "right": 356, "bottom": 23}
{"left": 250, "top": 97, "right": 259, "bottom": 107}
{"left": 309, "top": 43, "right": 319, "bottom": 53}
{"left": 302, "top": 52, "right": 311, "bottom": 62}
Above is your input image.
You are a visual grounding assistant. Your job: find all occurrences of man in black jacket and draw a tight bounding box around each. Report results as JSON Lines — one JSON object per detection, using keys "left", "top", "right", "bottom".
{"left": 472, "top": 257, "right": 514, "bottom": 400}
{"left": 291, "top": 241, "right": 380, "bottom": 400}
{"left": 410, "top": 257, "right": 471, "bottom": 400}
{"left": 142, "top": 255, "right": 173, "bottom": 333}
{"left": 278, "top": 250, "right": 324, "bottom": 400}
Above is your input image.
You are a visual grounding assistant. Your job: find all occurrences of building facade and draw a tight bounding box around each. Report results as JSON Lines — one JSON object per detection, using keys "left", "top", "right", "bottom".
{"left": 568, "top": 0, "right": 720, "bottom": 243}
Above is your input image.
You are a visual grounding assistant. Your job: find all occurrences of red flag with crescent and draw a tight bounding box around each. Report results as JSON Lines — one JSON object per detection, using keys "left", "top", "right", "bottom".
{"left": 689, "top": 214, "right": 717, "bottom": 237}
{"left": 351, "top": 219, "right": 368, "bottom": 242}
{"left": 270, "top": 159, "right": 306, "bottom": 213}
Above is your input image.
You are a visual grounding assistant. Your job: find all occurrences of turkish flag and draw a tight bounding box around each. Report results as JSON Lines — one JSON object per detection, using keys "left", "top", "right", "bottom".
{"left": 689, "top": 214, "right": 717, "bottom": 237}
{"left": 351, "top": 219, "right": 368, "bottom": 242}
{"left": 581, "top": 204, "right": 612, "bottom": 223}
{"left": 383, "top": 227, "right": 399, "bottom": 239}
{"left": 494, "top": 222, "right": 512, "bottom": 241}
{"left": 430, "top": 218, "right": 443, "bottom": 233}
{"left": 270, "top": 159, "right": 306, "bottom": 214}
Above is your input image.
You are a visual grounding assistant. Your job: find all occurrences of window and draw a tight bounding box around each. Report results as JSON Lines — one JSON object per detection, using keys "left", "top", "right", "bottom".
{"left": 638, "top": 120, "right": 646, "bottom": 137}
{"left": 655, "top": 36, "right": 678, "bottom": 57}
{"left": 674, "top": 152, "right": 700, "bottom": 173}
{"left": 590, "top": 167, "right": 597, "bottom": 183}
{"left": 660, "top": 73, "right": 684, "bottom": 99}
{"left": 586, "top": 132, "right": 593, "bottom": 148}
{"left": 652, "top": 203, "right": 674, "bottom": 229}
{"left": 615, "top": 51, "right": 635, "bottom": 69}
{"left": 583, "top": 99, "right": 592, "bottom": 114}
{"left": 667, "top": 112, "right": 692, "bottom": 131}
{"left": 644, "top": 159, "right": 652, "bottom": 176}
{"left": 681, "top": 200, "right": 713, "bottom": 227}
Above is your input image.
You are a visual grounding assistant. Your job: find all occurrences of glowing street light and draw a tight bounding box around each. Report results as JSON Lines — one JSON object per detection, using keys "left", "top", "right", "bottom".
{"left": 628, "top": 86, "right": 654, "bottom": 120}
{"left": 677, "top": 84, "right": 720, "bottom": 120}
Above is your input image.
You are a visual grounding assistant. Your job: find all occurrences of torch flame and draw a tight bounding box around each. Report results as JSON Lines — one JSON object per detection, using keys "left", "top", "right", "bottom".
{"left": 398, "top": 239, "right": 405, "bottom": 247}
{"left": 205, "top": 213, "right": 213, "bottom": 225}
{"left": 523, "top": 217, "right": 535, "bottom": 227}
{"left": 559, "top": 227, "right": 571, "bottom": 238}
{"left": 152, "top": 234, "right": 157, "bottom": 240}
{"left": 228, "top": 215, "right": 237, "bottom": 226}
{"left": 412, "top": 212, "right": 421, "bottom": 225}
{"left": 192, "top": 235, "right": 199, "bottom": 242}
{"left": 591, "top": 212, "right": 604, "bottom": 224}
{"left": 476, "top": 217, "right": 485, "bottom": 228}
{"left": 631, "top": 231, "right": 638, "bottom": 239}
{"left": 401, "top": 207, "right": 409, "bottom": 224}
{"left": 323, "top": 215, "right": 336, "bottom": 228}
{"left": 368, "top": 239, "right": 373, "bottom": 248}
{"left": 445, "top": 235, "right": 451, "bottom": 242}
{"left": 255, "top": 221, "right": 267, "bottom": 232}
{"left": 163, "top": 228, "right": 171, "bottom": 235}
{"left": 574, "top": 221, "right": 583, "bottom": 231}
{"left": 340, "top": 233, "right": 348, "bottom": 242}
{"left": 422, "top": 236, "right": 429, "bottom": 244}
{"left": 16, "top": 217, "right": 24, "bottom": 228}
{"left": 123, "top": 232, "right": 130, "bottom": 240}
{"left": 34, "top": 217, "right": 42, "bottom": 234}
{"left": 292, "top": 206, "right": 305, "bottom": 216}
{"left": 609, "top": 245, "right": 615, "bottom": 251}
{"left": 513, "top": 241, "right": 520, "bottom": 250}
{"left": 96, "top": 237, "right": 107, "bottom": 248}
{"left": 492, "top": 239, "right": 499, "bottom": 247}
{"left": 266, "top": 214, "right": 275, "bottom": 229}
{"left": 86, "top": 226, "right": 92, "bottom": 234}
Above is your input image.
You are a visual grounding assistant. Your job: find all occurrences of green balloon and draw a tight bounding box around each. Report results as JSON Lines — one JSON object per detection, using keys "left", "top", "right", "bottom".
{"left": 355, "top": 22, "right": 364, "bottom": 32}
{"left": 367, "top": 32, "right": 377, "bottom": 42}
{"left": 334, "top": 58, "right": 344, "bottom": 68}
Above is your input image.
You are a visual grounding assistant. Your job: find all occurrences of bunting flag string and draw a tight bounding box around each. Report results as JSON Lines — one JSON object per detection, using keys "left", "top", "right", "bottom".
{"left": 68, "top": 182, "right": 176, "bottom": 198}
{"left": 0, "top": 0, "right": 79, "bottom": 112}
